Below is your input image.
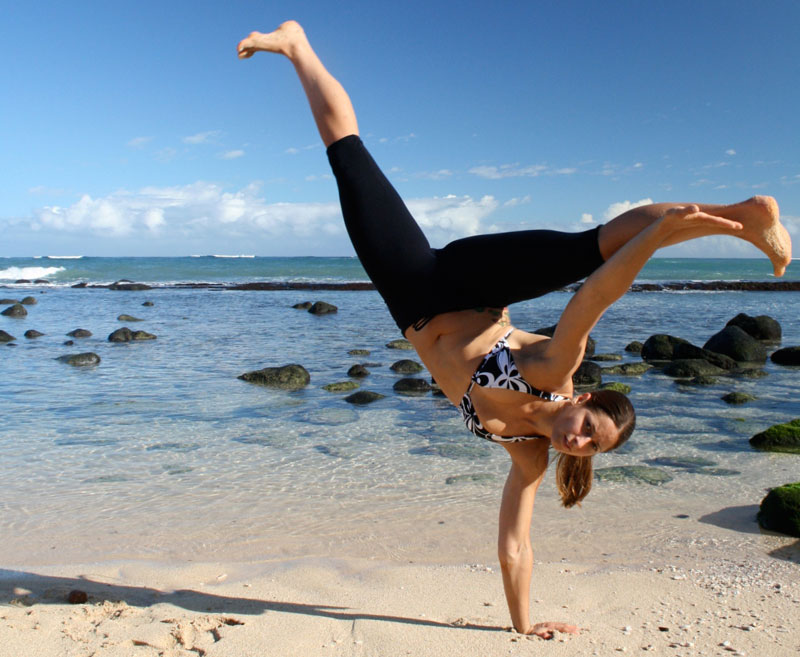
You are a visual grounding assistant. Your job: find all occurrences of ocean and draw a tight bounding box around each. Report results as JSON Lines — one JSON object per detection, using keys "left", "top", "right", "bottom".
{"left": 1, "top": 256, "right": 799, "bottom": 567}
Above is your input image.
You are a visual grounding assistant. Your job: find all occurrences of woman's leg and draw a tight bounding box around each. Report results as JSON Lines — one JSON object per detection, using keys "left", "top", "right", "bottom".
{"left": 599, "top": 197, "right": 791, "bottom": 276}
{"left": 238, "top": 22, "right": 438, "bottom": 331}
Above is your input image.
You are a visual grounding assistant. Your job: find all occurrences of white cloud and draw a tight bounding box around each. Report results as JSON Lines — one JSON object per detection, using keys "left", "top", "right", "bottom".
{"left": 220, "top": 149, "right": 245, "bottom": 160}
{"left": 726, "top": 149, "right": 736, "bottom": 156}
{"left": 554, "top": 168, "right": 577, "bottom": 175}
{"left": 127, "top": 136, "right": 153, "bottom": 148}
{"left": 469, "top": 164, "right": 547, "bottom": 179}
{"left": 183, "top": 131, "right": 221, "bottom": 145}
{"left": 416, "top": 169, "right": 453, "bottom": 180}
{"left": 406, "top": 194, "right": 499, "bottom": 245}
{"left": 580, "top": 213, "right": 595, "bottom": 224}
{"left": 503, "top": 195, "right": 531, "bottom": 207}
{"left": 603, "top": 198, "right": 653, "bottom": 221}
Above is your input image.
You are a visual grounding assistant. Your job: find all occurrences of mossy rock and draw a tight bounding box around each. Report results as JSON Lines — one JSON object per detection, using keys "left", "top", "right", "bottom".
{"left": 735, "top": 369, "right": 768, "bottom": 379}
{"left": 2, "top": 303, "right": 27, "bottom": 317}
{"left": 594, "top": 466, "right": 673, "bottom": 485}
{"left": 757, "top": 482, "right": 800, "bottom": 537}
{"left": 662, "top": 359, "right": 725, "bottom": 378}
{"left": 386, "top": 338, "right": 414, "bottom": 350}
{"left": 393, "top": 378, "right": 432, "bottom": 395}
{"left": 238, "top": 364, "right": 311, "bottom": 389}
{"left": 445, "top": 473, "right": 496, "bottom": 485}
{"left": 0, "top": 299, "right": 18, "bottom": 305}
{"left": 308, "top": 301, "right": 338, "bottom": 315}
{"left": 322, "top": 381, "right": 360, "bottom": 392}
{"left": 348, "top": 348, "right": 371, "bottom": 356}
{"left": 0, "top": 330, "right": 15, "bottom": 342}
{"left": 602, "top": 362, "right": 653, "bottom": 376}
{"left": 131, "top": 330, "right": 156, "bottom": 341}
{"left": 590, "top": 353, "right": 622, "bottom": 362}
{"left": 20, "top": 296, "right": 37, "bottom": 305}
{"left": 625, "top": 341, "right": 644, "bottom": 354}
{"left": 117, "top": 314, "right": 143, "bottom": 322}
{"left": 344, "top": 390, "right": 385, "bottom": 405}
{"left": 142, "top": 301, "right": 154, "bottom": 307}
{"left": 347, "top": 364, "right": 370, "bottom": 378}
{"left": 56, "top": 352, "right": 101, "bottom": 367}
{"left": 600, "top": 382, "right": 632, "bottom": 394}
{"left": 292, "top": 301, "right": 312, "bottom": 310}
{"left": 749, "top": 419, "right": 800, "bottom": 454}
{"left": 24, "top": 329, "right": 45, "bottom": 339}
{"left": 721, "top": 392, "right": 757, "bottom": 405}
{"left": 676, "top": 375, "right": 719, "bottom": 386}
{"left": 390, "top": 359, "right": 424, "bottom": 374}
{"left": 67, "top": 328, "right": 92, "bottom": 338}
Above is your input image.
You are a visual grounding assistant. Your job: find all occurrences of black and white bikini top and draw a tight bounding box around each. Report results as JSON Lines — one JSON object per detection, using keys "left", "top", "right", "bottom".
{"left": 458, "top": 328, "right": 570, "bottom": 443}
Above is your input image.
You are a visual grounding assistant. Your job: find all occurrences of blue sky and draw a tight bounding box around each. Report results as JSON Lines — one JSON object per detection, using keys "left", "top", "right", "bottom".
{"left": 1, "top": 0, "right": 798, "bottom": 257}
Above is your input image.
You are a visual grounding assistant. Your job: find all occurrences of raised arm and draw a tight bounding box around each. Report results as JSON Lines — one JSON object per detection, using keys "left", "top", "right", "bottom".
{"left": 541, "top": 206, "right": 743, "bottom": 379}
{"left": 499, "top": 440, "right": 579, "bottom": 638}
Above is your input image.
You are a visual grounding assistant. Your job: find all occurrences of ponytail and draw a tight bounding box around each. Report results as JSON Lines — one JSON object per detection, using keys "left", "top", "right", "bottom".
{"left": 555, "top": 452, "right": 593, "bottom": 508}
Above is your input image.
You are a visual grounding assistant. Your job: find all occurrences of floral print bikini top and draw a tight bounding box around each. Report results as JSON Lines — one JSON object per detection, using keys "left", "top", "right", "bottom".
{"left": 458, "top": 328, "right": 569, "bottom": 443}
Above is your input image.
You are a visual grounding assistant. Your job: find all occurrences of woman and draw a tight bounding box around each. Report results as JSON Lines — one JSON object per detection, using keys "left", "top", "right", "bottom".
{"left": 237, "top": 22, "right": 792, "bottom": 638}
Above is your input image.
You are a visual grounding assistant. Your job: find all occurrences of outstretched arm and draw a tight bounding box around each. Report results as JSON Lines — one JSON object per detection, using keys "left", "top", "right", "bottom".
{"left": 499, "top": 441, "right": 579, "bottom": 638}
{"left": 541, "top": 206, "right": 743, "bottom": 380}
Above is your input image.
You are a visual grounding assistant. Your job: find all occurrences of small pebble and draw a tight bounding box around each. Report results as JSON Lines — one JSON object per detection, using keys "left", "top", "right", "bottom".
{"left": 67, "top": 590, "right": 88, "bottom": 604}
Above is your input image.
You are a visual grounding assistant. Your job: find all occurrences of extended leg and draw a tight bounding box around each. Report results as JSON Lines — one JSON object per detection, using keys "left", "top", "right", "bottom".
{"left": 599, "top": 197, "right": 791, "bottom": 277}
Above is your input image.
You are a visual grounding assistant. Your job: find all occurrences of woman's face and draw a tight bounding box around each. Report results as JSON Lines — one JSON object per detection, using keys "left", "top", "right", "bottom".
{"left": 550, "top": 394, "right": 618, "bottom": 456}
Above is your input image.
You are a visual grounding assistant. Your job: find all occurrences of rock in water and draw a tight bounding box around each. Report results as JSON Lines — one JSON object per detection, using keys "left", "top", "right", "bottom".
{"left": 142, "top": 301, "right": 154, "bottom": 307}
{"left": 390, "top": 359, "right": 424, "bottom": 374}
{"left": 749, "top": 419, "right": 800, "bottom": 454}
{"left": 1, "top": 303, "right": 27, "bottom": 317}
{"left": 308, "top": 301, "right": 337, "bottom": 315}
{"left": 347, "top": 364, "right": 370, "bottom": 378}
{"left": 0, "top": 299, "right": 18, "bottom": 304}
{"left": 24, "top": 329, "right": 44, "bottom": 339}
{"left": 662, "top": 359, "right": 725, "bottom": 378}
{"left": 770, "top": 346, "right": 800, "bottom": 366}
{"left": 590, "top": 353, "right": 622, "bottom": 362}
{"left": 673, "top": 343, "right": 738, "bottom": 370}
{"left": 238, "top": 364, "right": 311, "bottom": 389}
{"left": 292, "top": 301, "right": 312, "bottom": 309}
{"left": 117, "top": 314, "right": 143, "bottom": 322}
{"left": 625, "top": 341, "right": 643, "bottom": 354}
{"left": 641, "top": 334, "right": 690, "bottom": 361}
{"left": 703, "top": 326, "right": 767, "bottom": 363}
{"left": 602, "top": 362, "right": 652, "bottom": 376}
{"left": 322, "top": 381, "right": 360, "bottom": 392}
{"left": 573, "top": 361, "right": 602, "bottom": 387}
{"left": 386, "top": 338, "right": 414, "bottom": 350}
{"left": 757, "top": 482, "right": 800, "bottom": 537}
{"left": 393, "top": 378, "right": 432, "bottom": 394}
{"left": 131, "top": 330, "right": 156, "bottom": 341}
{"left": 601, "top": 382, "right": 632, "bottom": 394}
{"left": 594, "top": 466, "right": 673, "bottom": 485}
{"left": 726, "top": 313, "right": 781, "bottom": 342}
{"left": 0, "top": 330, "right": 16, "bottom": 342}
{"left": 721, "top": 392, "right": 756, "bottom": 405}
{"left": 20, "top": 296, "right": 37, "bottom": 305}
{"left": 110, "top": 281, "right": 152, "bottom": 291}
{"left": 348, "top": 349, "right": 371, "bottom": 356}
{"left": 345, "top": 390, "right": 385, "bottom": 405}
{"left": 67, "top": 328, "right": 92, "bottom": 338}
{"left": 57, "top": 352, "right": 101, "bottom": 367}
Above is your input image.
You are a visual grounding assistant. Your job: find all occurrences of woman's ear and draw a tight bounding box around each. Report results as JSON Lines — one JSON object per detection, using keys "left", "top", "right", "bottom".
{"left": 574, "top": 392, "right": 593, "bottom": 405}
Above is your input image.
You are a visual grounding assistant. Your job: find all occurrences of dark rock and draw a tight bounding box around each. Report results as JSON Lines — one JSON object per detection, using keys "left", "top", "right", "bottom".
{"left": 0, "top": 299, "right": 18, "bottom": 304}
{"left": 14, "top": 279, "right": 30, "bottom": 284}
{"left": 344, "top": 390, "right": 385, "bottom": 405}
{"left": 117, "top": 314, "right": 143, "bottom": 322}
{"left": 68, "top": 590, "right": 89, "bottom": 604}
{"left": 663, "top": 359, "right": 725, "bottom": 378}
{"left": 348, "top": 349, "right": 371, "bottom": 356}
{"left": 771, "top": 346, "right": 800, "bottom": 366}
{"left": 2, "top": 303, "right": 27, "bottom": 317}
{"left": 590, "top": 353, "right": 622, "bottom": 362}
{"left": 726, "top": 313, "right": 781, "bottom": 342}
{"left": 600, "top": 382, "right": 632, "bottom": 394}
{"left": 735, "top": 368, "right": 768, "bottom": 379}
{"left": 142, "top": 301, "right": 154, "bottom": 306}
{"left": 108, "top": 328, "right": 132, "bottom": 342}
{"left": 677, "top": 375, "right": 719, "bottom": 386}
{"left": 71, "top": 282, "right": 88, "bottom": 288}
{"left": 703, "top": 326, "right": 767, "bottom": 363}
{"left": 757, "top": 482, "right": 800, "bottom": 537}
{"left": 535, "top": 324, "right": 595, "bottom": 357}
{"left": 67, "top": 328, "right": 92, "bottom": 338}
{"left": 0, "top": 330, "right": 15, "bottom": 342}
{"left": 641, "top": 334, "right": 691, "bottom": 361}
{"left": 390, "top": 359, "right": 424, "bottom": 374}
{"left": 292, "top": 301, "right": 312, "bottom": 309}
{"left": 594, "top": 466, "right": 673, "bottom": 485}
{"left": 347, "top": 364, "right": 370, "bottom": 378}
{"left": 673, "top": 343, "right": 738, "bottom": 370}
{"left": 64, "top": 340, "right": 74, "bottom": 346}
{"left": 602, "top": 362, "right": 653, "bottom": 376}
{"left": 238, "top": 364, "right": 311, "bottom": 389}
{"left": 750, "top": 419, "right": 800, "bottom": 454}
{"left": 20, "top": 296, "right": 37, "bottom": 305}
{"left": 573, "top": 361, "right": 602, "bottom": 387}
{"left": 721, "top": 392, "right": 757, "bottom": 405}
{"left": 131, "top": 330, "right": 156, "bottom": 341}
{"left": 393, "top": 378, "right": 432, "bottom": 394}
{"left": 33, "top": 279, "right": 50, "bottom": 285}
{"left": 57, "top": 352, "right": 101, "bottom": 367}
{"left": 308, "top": 301, "right": 338, "bottom": 315}
{"left": 322, "top": 381, "right": 360, "bottom": 392}
{"left": 24, "top": 329, "right": 44, "bottom": 339}
{"left": 110, "top": 281, "right": 152, "bottom": 291}
{"left": 445, "top": 473, "right": 496, "bottom": 485}
{"left": 386, "top": 338, "right": 414, "bottom": 350}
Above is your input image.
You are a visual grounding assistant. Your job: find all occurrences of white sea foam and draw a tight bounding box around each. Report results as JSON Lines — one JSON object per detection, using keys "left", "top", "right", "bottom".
{"left": 0, "top": 266, "right": 65, "bottom": 280}
{"left": 45, "top": 255, "right": 83, "bottom": 260}
{"left": 211, "top": 254, "right": 256, "bottom": 258}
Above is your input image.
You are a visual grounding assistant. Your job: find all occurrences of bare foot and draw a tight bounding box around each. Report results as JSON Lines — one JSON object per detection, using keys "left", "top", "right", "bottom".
{"left": 237, "top": 20, "right": 307, "bottom": 59}
{"left": 724, "top": 196, "right": 792, "bottom": 277}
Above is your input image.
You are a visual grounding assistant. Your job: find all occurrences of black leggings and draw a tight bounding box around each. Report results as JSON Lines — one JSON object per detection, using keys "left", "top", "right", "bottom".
{"left": 327, "top": 135, "right": 606, "bottom": 333}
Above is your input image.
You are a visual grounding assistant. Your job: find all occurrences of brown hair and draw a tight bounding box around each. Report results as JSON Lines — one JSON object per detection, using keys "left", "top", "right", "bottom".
{"left": 555, "top": 389, "right": 636, "bottom": 508}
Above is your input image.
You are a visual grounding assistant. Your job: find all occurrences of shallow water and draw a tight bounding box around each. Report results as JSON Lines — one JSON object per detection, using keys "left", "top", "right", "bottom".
{"left": 1, "top": 283, "right": 799, "bottom": 566}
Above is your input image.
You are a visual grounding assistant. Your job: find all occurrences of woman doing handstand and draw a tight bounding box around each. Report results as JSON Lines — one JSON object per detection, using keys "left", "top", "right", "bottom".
{"left": 237, "top": 21, "right": 792, "bottom": 638}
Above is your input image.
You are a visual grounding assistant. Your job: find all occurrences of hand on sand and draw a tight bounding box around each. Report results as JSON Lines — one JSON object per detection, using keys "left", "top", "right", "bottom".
{"left": 659, "top": 205, "right": 743, "bottom": 233}
{"left": 526, "top": 621, "right": 580, "bottom": 639}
